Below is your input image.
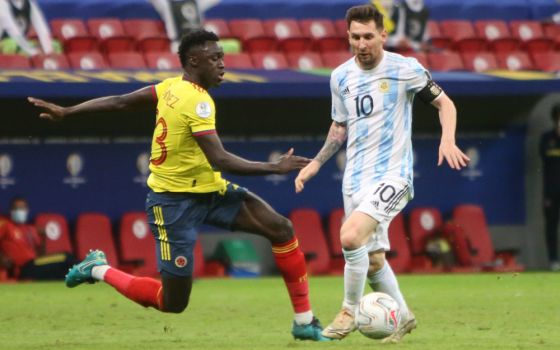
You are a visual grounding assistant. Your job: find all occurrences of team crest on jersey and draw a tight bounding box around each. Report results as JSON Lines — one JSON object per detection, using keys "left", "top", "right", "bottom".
{"left": 175, "top": 255, "right": 188, "bottom": 268}
{"left": 196, "top": 102, "right": 212, "bottom": 118}
{"left": 379, "top": 80, "right": 390, "bottom": 93}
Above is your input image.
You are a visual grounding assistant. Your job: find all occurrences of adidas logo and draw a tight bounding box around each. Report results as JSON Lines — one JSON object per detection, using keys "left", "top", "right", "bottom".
{"left": 341, "top": 86, "right": 350, "bottom": 96}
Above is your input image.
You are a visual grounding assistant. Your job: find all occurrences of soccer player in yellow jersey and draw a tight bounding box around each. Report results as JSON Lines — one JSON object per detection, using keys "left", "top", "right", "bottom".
{"left": 28, "top": 30, "right": 330, "bottom": 341}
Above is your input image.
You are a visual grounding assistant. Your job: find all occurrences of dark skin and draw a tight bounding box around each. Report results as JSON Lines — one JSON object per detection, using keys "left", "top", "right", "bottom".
{"left": 28, "top": 40, "right": 309, "bottom": 313}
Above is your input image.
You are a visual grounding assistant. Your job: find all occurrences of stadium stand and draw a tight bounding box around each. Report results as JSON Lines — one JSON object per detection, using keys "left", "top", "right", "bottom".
{"left": 299, "top": 19, "right": 348, "bottom": 52}
{"left": 408, "top": 207, "right": 444, "bottom": 272}
{"left": 31, "top": 54, "right": 70, "bottom": 70}
{"left": 263, "top": 19, "right": 310, "bottom": 54}
{"left": 320, "top": 50, "right": 352, "bottom": 68}
{"left": 451, "top": 205, "right": 524, "bottom": 272}
{"left": 224, "top": 53, "right": 254, "bottom": 69}
{"left": 289, "top": 208, "right": 331, "bottom": 275}
{"left": 529, "top": 51, "right": 560, "bottom": 72}
{"left": 35, "top": 213, "right": 73, "bottom": 255}
{"left": 428, "top": 51, "right": 465, "bottom": 71}
{"left": 326, "top": 208, "right": 344, "bottom": 274}
{"left": 495, "top": 51, "right": 534, "bottom": 71}
{"left": 87, "top": 18, "right": 135, "bottom": 54}
{"left": 118, "top": 212, "right": 158, "bottom": 277}
{"left": 509, "top": 20, "right": 555, "bottom": 53}
{"left": 203, "top": 19, "right": 232, "bottom": 38}
{"left": 107, "top": 52, "right": 147, "bottom": 69}
{"left": 144, "top": 52, "right": 181, "bottom": 70}
{"left": 461, "top": 52, "right": 498, "bottom": 72}
{"left": 439, "top": 20, "right": 487, "bottom": 53}
{"left": 50, "top": 19, "right": 98, "bottom": 53}
{"left": 250, "top": 52, "right": 289, "bottom": 70}
{"left": 67, "top": 52, "right": 108, "bottom": 69}
{"left": 386, "top": 213, "right": 412, "bottom": 273}
{"left": 229, "top": 19, "right": 277, "bottom": 53}
{"left": 474, "top": 20, "right": 519, "bottom": 53}
{"left": 75, "top": 212, "right": 119, "bottom": 264}
{"left": 0, "top": 55, "right": 31, "bottom": 69}
{"left": 286, "top": 52, "right": 323, "bottom": 70}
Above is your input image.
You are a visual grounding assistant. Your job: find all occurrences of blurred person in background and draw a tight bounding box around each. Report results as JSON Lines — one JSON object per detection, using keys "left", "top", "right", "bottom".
{"left": 0, "top": 0, "right": 57, "bottom": 56}
{"left": 0, "top": 197, "right": 74, "bottom": 280}
{"left": 150, "top": 0, "right": 220, "bottom": 52}
{"left": 385, "top": 0, "right": 430, "bottom": 52}
{"left": 540, "top": 104, "right": 560, "bottom": 271}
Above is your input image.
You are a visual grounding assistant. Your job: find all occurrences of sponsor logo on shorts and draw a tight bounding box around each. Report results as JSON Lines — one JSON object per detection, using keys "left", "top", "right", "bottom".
{"left": 175, "top": 255, "right": 188, "bottom": 268}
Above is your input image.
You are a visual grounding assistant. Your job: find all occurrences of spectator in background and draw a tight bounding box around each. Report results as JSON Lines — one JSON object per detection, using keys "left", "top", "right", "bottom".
{"left": 0, "top": 0, "right": 56, "bottom": 56}
{"left": 385, "top": 0, "right": 430, "bottom": 52}
{"left": 540, "top": 104, "right": 560, "bottom": 272}
{"left": 150, "top": 0, "right": 220, "bottom": 52}
{"left": 371, "top": 0, "right": 396, "bottom": 34}
{"left": 0, "top": 197, "right": 74, "bottom": 280}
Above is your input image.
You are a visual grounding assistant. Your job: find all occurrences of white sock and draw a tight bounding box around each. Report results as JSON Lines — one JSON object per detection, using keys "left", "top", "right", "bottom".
{"left": 367, "top": 262, "right": 409, "bottom": 320}
{"left": 342, "top": 245, "right": 369, "bottom": 312}
{"left": 91, "top": 265, "right": 110, "bottom": 281}
{"left": 294, "top": 310, "right": 314, "bottom": 325}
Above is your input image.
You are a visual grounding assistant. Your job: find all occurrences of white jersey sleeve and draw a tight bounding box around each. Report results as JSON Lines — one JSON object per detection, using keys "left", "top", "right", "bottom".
{"left": 403, "top": 57, "right": 430, "bottom": 94}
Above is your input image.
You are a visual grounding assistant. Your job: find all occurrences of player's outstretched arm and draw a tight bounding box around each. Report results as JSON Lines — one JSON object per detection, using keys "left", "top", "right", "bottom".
{"left": 431, "top": 93, "right": 470, "bottom": 170}
{"left": 295, "top": 121, "right": 347, "bottom": 193}
{"left": 28, "top": 86, "right": 155, "bottom": 122}
{"left": 195, "top": 133, "right": 310, "bottom": 175}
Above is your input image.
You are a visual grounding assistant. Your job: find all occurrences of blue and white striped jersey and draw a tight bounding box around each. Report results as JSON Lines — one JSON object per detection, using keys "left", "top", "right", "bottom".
{"left": 330, "top": 50, "right": 430, "bottom": 196}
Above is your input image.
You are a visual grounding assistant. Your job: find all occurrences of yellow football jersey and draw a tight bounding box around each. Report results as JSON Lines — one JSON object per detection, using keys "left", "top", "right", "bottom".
{"left": 147, "top": 75, "right": 227, "bottom": 193}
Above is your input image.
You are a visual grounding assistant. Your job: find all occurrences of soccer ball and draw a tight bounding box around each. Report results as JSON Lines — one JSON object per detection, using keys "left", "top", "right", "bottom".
{"left": 354, "top": 292, "right": 400, "bottom": 339}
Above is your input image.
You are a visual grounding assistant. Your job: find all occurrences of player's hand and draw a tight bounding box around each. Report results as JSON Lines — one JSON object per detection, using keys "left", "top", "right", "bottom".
{"left": 28, "top": 97, "right": 68, "bottom": 122}
{"left": 438, "top": 140, "right": 470, "bottom": 170}
{"left": 274, "top": 148, "right": 311, "bottom": 174}
{"left": 294, "top": 160, "right": 321, "bottom": 193}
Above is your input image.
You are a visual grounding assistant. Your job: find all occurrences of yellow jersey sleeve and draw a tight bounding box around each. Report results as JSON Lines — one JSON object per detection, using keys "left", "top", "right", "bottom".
{"left": 187, "top": 98, "right": 216, "bottom": 136}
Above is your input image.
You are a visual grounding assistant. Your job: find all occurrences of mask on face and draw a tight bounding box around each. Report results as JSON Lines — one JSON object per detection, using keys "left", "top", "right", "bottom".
{"left": 11, "top": 209, "right": 28, "bottom": 224}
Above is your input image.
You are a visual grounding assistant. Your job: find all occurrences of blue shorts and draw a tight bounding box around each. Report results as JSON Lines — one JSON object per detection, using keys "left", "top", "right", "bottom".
{"left": 145, "top": 183, "right": 247, "bottom": 277}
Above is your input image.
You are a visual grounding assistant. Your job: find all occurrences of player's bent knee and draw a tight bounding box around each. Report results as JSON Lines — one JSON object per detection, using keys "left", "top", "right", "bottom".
{"left": 340, "top": 229, "right": 362, "bottom": 250}
{"left": 269, "top": 216, "right": 294, "bottom": 243}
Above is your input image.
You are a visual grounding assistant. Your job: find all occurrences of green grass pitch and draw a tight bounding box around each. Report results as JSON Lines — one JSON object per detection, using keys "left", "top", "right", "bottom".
{"left": 0, "top": 273, "right": 558, "bottom": 350}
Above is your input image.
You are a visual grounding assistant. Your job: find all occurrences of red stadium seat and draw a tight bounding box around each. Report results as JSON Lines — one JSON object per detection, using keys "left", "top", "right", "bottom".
{"left": 495, "top": 51, "right": 534, "bottom": 71}
{"left": 67, "top": 52, "right": 108, "bottom": 70}
{"left": 119, "top": 212, "right": 158, "bottom": 277}
{"left": 263, "top": 19, "right": 311, "bottom": 53}
{"left": 144, "top": 52, "right": 181, "bottom": 70}
{"left": 452, "top": 205, "right": 524, "bottom": 272}
{"left": 542, "top": 22, "right": 560, "bottom": 49}
{"left": 428, "top": 51, "right": 465, "bottom": 71}
{"left": 474, "top": 20, "right": 519, "bottom": 53}
{"left": 427, "top": 21, "right": 451, "bottom": 49}
{"left": 289, "top": 208, "right": 331, "bottom": 275}
{"left": 224, "top": 53, "right": 254, "bottom": 69}
{"left": 35, "top": 213, "right": 73, "bottom": 255}
{"left": 250, "top": 52, "right": 288, "bottom": 69}
{"left": 327, "top": 208, "right": 344, "bottom": 273}
{"left": 334, "top": 19, "right": 348, "bottom": 38}
{"left": 204, "top": 19, "right": 231, "bottom": 38}
{"left": 439, "top": 20, "right": 487, "bottom": 53}
{"left": 31, "top": 54, "right": 70, "bottom": 70}
{"left": 320, "top": 50, "right": 352, "bottom": 68}
{"left": 87, "top": 18, "right": 135, "bottom": 53}
{"left": 75, "top": 212, "right": 118, "bottom": 264}
{"left": 0, "top": 54, "right": 31, "bottom": 68}
{"left": 386, "top": 213, "right": 412, "bottom": 273}
{"left": 286, "top": 52, "right": 323, "bottom": 70}
{"left": 403, "top": 51, "right": 429, "bottom": 69}
{"left": 122, "top": 19, "right": 169, "bottom": 53}
{"left": 530, "top": 52, "right": 560, "bottom": 72}
{"left": 107, "top": 52, "right": 147, "bottom": 69}
{"left": 510, "top": 20, "right": 554, "bottom": 53}
{"left": 50, "top": 18, "right": 98, "bottom": 53}
{"left": 461, "top": 52, "right": 498, "bottom": 72}
{"left": 408, "top": 207, "right": 443, "bottom": 256}
{"left": 300, "top": 19, "right": 347, "bottom": 52}
{"left": 229, "top": 19, "right": 277, "bottom": 53}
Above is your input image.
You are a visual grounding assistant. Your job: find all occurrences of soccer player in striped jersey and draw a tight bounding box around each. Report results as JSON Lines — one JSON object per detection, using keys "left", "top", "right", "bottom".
{"left": 29, "top": 30, "right": 330, "bottom": 341}
{"left": 295, "top": 4, "right": 470, "bottom": 343}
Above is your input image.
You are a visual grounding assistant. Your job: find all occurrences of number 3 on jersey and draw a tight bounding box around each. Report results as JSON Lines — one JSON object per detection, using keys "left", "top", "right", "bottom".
{"left": 354, "top": 94, "right": 373, "bottom": 117}
{"left": 151, "top": 112, "right": 168, "bottom": 166}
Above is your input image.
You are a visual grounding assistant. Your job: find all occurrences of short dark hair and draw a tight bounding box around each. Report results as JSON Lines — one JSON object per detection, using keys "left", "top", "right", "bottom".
{"left": 9, "top": 196, "right": 27, "bottom": 209}
{"left": 552, "top": 104, "right": 560, "bottom": 122}
{"left": 345, "top": 4, "right": 384, "bottom": 31}
{"left": 177, "top": 29, "right": 220, "bottom": 68}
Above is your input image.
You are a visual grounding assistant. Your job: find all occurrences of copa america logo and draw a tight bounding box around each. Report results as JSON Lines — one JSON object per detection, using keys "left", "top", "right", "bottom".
{"left": 461, "top": 147, "right": 483, "bottom": 181}
{"left": 63, "top": 153, "right": 86, "bottom": 188}
{"left": 0, "top": 153, "right": 16, "bottom": 189}
{"left": 133, "top": 152, "right": 150, "bottom": 187}
{"left": 264, "top": 150, "right": 288, "bottom": 185}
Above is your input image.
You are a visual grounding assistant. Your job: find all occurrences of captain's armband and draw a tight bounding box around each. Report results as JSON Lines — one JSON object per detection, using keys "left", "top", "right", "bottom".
{"left": 417, "top": 80, "right": 443, "bottom": 103}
